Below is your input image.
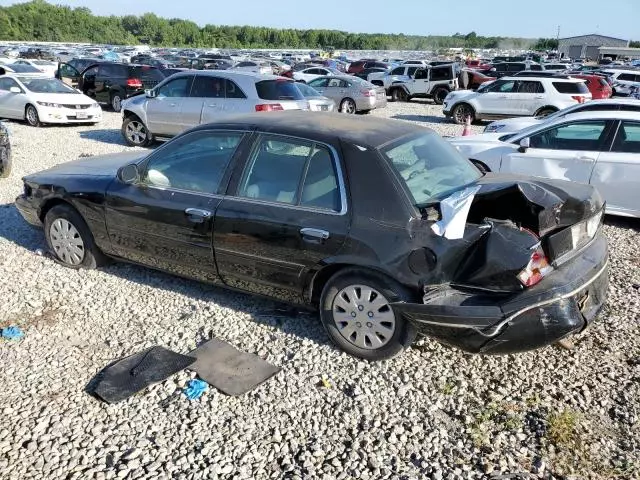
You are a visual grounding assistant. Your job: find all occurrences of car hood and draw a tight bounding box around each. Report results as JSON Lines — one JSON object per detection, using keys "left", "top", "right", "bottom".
{"left": 445, "top": 90, "right": 477, "bottom": 101}
{"left": 29, "top": 151, "right": 147, "bottom": 178}
{"left": 485, "top": 117, "right": 542, "bottom": 132}
{"left": 29, "top": 92, "right": 95, "bottom": 104}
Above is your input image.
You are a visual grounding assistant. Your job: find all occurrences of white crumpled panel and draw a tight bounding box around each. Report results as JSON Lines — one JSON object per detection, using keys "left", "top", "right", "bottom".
{"left": 431, "top": 184, "right": 481, "bottom": 240}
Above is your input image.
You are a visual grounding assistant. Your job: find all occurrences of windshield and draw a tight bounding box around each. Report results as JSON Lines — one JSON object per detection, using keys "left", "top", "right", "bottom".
{"left": 381, "top": 132, "right": 482, "bottom": 206}
{"left": 8, "top": 64, "right": 41, "bottom": 73}
{"left": 19, "top": 78, "right": 79, "bottom": 94}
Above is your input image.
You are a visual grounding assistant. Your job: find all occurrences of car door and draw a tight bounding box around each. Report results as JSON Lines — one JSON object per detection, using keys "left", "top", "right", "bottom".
{"left": 411, "top": 68, "right": 429, "bottom": 94}
{"left": 104, "top": 129, "right": 248, "bottom": 283}
{"left": 590, "top": 120, "right": 640, "bottom": 217}
{"left": 514, "top": 80, "right": 545, "bottom": 115}
{"left": 94, "top": 64, "right": 114, "bottom": 103}
{"left": 194, "top": 75, "right": 225, "bottom": 125}
{"left": 0, "top": 77, "right": 26, "bottom": 118}
{"left": 221, "top": 78, "right": 248, "bottom": 114}
{"left": 308, "top": 77, "right": 330, "bottom": 97}
{"left": 323, "top": 77, "right": 347, "bottom": 104}
{"left": 213, "top": 133, "right": 350, "bottom": 304}
{"left": 500, "top": 120, "right": 613, "bottom": 183}
{"left": 479, "top": 79, "right": 517, "bottom": 115}
{"left": 145, "top": 75, "right": 195, "bottom": 136}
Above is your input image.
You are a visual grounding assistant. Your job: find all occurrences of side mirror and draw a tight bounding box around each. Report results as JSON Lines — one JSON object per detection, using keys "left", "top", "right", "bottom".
{"left": 117, "top": 164, "right": 140, "bottom": 184}
{"left": 145, "top": 89, "right": 157, "bottom": 98}
{"left": 9, "top": 87, "right": 21, "bottom": 94}
{"left": 518, "top": 137, "right": 530, "bottom": 153}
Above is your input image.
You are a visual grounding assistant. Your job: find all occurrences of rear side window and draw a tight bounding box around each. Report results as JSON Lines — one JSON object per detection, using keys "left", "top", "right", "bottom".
{"left": 599, "top": 78, "right": 610, "bottom": 88}
{"left": 611, "top": 122, "right": 640, "bottom": 153}
{"left": 508, "top": 63, "right": 526, "bottom": 72}
{"left": 553, "top": 82, "right": 589, "bottom": 94}
{"left": 529, "top": 64, "right": 543, "bottom": 71}
{"left": 430, "top": 67, "right": 453, "bottom": 81}
{"left": 238, "top": 135, "right": 340, "bottom": 211}
{"left": 618, "top": 74, "right": 636, "bottom": 82}
{"left": 98, "top": 64, "right": 122, "bottom": 77}
{"left": 516, "top": 81, "right": 544, "bottom": 94}
{"left": 255, "top": 80, "right": 304, "bottom": 100}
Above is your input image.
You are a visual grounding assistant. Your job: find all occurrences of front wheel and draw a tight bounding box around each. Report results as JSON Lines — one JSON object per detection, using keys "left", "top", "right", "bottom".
{"left": 319, "top": 270, "right": 417, "bottom": 361}
{"left": 25, "top": 105, "right": 41, "bottom": 127}
{"left": 44, "top": 204, "right": 108, "bottom": 269}
{"left": 452, "top": 103, "right": 475, "bottom": 125}
{"left": 122, "top": 116, "right": 152, "bottom": 147}
{"left": 390, "top": 88, "right": 408, "bottom": 102}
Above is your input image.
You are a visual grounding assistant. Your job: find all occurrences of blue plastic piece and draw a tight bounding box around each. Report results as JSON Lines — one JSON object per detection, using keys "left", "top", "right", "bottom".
{"left": 1, "top": 326, "right": 24, "bottom": 340}
{"left": 183, "top": 379, "right": 208, "bottom": 400}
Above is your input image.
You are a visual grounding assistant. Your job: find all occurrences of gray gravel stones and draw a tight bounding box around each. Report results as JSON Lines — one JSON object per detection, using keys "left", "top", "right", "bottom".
{"left": 0, "top": 104, "right": 638, "bottom": 480}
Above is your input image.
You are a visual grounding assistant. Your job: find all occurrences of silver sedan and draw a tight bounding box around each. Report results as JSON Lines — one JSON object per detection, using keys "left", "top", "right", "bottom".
{"left": 295, "top": 83, "right": 335, "bottom": 112}
{"left": 307, "top": 75, "right": 387, "bottom": 114}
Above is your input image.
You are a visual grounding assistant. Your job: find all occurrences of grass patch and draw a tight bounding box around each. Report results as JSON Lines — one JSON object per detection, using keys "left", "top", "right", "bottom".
{"left": 546, "top": 410, "right": 580, "bottom": 451}
{"left": 439, "top": 381, "right": 455, "bottom": 395}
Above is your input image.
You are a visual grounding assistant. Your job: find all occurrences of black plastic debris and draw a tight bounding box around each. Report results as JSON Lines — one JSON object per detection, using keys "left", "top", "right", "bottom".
{"left": 188, "top": 339, "right": 280, "bottom": 396}
{"left": 91, "top": 346, "right": 196, "bottom": 404}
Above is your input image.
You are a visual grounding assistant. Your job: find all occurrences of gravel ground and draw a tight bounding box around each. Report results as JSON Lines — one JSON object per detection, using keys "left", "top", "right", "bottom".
{"left": 0, "top": 102, "right": 638, "bottom": 480}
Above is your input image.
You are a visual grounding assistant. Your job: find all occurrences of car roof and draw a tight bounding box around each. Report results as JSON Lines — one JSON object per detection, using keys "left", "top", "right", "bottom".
{"left": 557, "top": 110, "right": 640, "bottom": 122}
{"left": 173, "top": 70, "right": 283, "bottom": 81}
{"left": 501, "top": 76, "right": 583, "bottom": 83}
{"left": 193, "top": 111, "right": 429, "bottom": 149}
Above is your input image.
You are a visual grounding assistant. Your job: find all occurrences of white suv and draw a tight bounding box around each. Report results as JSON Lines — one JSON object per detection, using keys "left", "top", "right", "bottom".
{"left": 603, "top": 69, "right": 640, "bottom": 96}
{"left": 443, "top": 76, "right": 592, "bottom": 124}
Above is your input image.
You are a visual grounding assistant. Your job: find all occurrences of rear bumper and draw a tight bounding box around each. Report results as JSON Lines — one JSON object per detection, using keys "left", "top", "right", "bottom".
{"left": 391, "top": 231, "right": 609, "bottom": 354}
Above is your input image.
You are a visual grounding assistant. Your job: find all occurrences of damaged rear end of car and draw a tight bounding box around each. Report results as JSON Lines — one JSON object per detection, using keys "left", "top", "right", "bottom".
{"left": 378, "top": 132, "right": 609, "bottom": 354}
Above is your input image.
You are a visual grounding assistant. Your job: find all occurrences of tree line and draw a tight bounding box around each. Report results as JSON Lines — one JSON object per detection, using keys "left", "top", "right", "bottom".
{"left": 0, "top": 0, "right": 611, "bottom": 53}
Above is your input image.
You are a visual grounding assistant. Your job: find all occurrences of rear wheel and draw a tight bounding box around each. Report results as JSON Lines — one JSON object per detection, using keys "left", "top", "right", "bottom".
{"left": 25, "top": 104, "right": 41, "bottom": 127}
{"left": 536, "top": 107, "right": 557, "bottom": 118}
{"left": 452, "top": 103, "right": 475, "bottom": 125}
{"left": 390, "top": 88, "right": 408, "bottom": 102}
{"left": 340, "top": 98, "right": 357, "bottom": 114}
{"left": 111, "top": 93, "right": 123, "bottom": 112}
{"left": 433, "top": 88, "right": 449, "bottom": 105}
{"left": 122, "top": 116, "right": 152, "bottom": 147}
{"left": 319, "top": 269, "right": 417, "bottom": 361}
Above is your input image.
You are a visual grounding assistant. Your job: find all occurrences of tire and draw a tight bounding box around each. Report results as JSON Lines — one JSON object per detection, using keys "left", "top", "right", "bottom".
{"left": 432, "top": 88, "right": 449, "bottom": 105}
{"left": 452, "top": 103, "right": 475, "bottom": 125}
{"left": 340, "top": 98, "right": 357, "bottom": 114}
{"left": 391, "top": 88, "right": 408, "bottom": 102}
{"left": 535, "top": 107, "right": 557, "bottom": 118}
{"left": 122, "top": 115, "right": 152, "bottom": 147}
{"left": 111, "top": 93, "right": 123, "bottom": 112}
{"left": 25, "top": 104, "right": 41, "bottom": 127}
{"left": 319, "top": 269, "right": 418, "bottom": 361}
{"left": 0, "top": 144, "right": 11, "bottom": 178}
{"left": 44, "top": 204, "right": 108, "bottom": 269}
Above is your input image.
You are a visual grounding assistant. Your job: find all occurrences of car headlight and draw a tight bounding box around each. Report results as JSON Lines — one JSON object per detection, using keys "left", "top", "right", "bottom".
{"left": 37, "top": 101, "right": 62, "bottom": 108}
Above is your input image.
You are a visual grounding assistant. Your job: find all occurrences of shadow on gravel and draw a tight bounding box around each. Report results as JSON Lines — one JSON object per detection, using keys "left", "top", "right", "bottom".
{"left": 604, "top": 215, "right": 640, "bottom": 231}
{"left": 79, "top": 129, "right": 128, "bottom": 146}
{"left": 392, "top": 114, "right": 450, "bottom": 124}
{"left": 0, "top": 203, "right": 328, "bottom": 347}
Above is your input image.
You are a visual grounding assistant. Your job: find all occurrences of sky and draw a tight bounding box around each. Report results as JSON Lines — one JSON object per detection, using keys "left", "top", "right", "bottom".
{"left": 1, "top": 0, "right": 639, "bottom": 40}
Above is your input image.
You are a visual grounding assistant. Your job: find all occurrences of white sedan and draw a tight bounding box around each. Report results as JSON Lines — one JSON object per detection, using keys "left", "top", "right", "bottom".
{"left": 11, "top": 59, "right": 58, "bottom": 77}
{"left": 450, "top": 110, "right": 640, "bottom": 218}
{"left": 0, "top": 75, "right": 102, "bottom": 127}
{"left": 293, "top": 67, "right": 340, "bottom": 83}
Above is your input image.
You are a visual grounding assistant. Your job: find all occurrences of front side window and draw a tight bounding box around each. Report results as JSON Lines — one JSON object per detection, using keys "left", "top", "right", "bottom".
{"left": 0, "top": 77, "right": 19, "bottom": 91}
{"left": 143, "top": 131, "right": 243, "bottom": 193}
{"left": 327, "top": 78, "right": 342, "bottom": 88}
{"left": 528, "top": 121, "right": 608, "bottom": 151}
{"left": 516, "top": 81, "right": 544, "bottom": 94}
{"left": 407, "top": 67, "right": 418, "bottom": 76}
{"left": 308, "top": 78, "right": 329, "bottom": 88}
{"left": 391, "top": 67, "right": 403, "bottom": 75}
{"left": 611, "top": 122, "right": 640, "bottom": 153}
{"left": 415, "top": 69, "right": 428, "bottom": 80}
{"left": 381, "top": 132, "right": 481, "bottom": 206}
{"left": 487, "top": 80, "right": 516, "bottom": 93}
{"left": 157, "top": 76, "right": 193, "bottom": 98}
{"left": 238, "top": 136, "right": 340, "bottom": 211}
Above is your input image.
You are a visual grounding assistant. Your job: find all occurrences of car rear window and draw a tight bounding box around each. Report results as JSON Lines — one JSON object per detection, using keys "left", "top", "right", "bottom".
{"left": 552, "top": 82, "right": 589, "bottom": 94}
{"left": 255, "top": 80, "right": 304, "bottom": 100}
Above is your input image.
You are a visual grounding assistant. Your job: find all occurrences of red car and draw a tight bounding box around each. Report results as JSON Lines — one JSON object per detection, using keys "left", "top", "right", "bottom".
{"left": 347, "top": 60, "right": 388, "bottom": 74}
{"left": 572, "top": 74, "right": 612, "bottom": 100}
{"left": 465, "top": 59, "right": 492, "bottom": 70}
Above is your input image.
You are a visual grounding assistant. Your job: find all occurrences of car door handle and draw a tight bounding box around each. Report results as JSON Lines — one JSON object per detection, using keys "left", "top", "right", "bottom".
{"left": 576, "top": 156, "right": 596, "bottom": 161}
{"left": 185, "top": 208, "right": 212, "bottom": 223}
{"left": 208, "top": 103, "right": 217, "bottom": 107}
{"left": 300, "top": 228, "right": 330, "bottom": 241}
{"left": 169, "top": 103, "right": 177, "bottom": 107}
{"left": 534, "top": 95, "right": 544, "bottom": 99}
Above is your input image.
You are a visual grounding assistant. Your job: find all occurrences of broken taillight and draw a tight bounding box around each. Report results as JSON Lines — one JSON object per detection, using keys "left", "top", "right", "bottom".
{"left": 518, "top": 247, "right": 553, "bottom": 288}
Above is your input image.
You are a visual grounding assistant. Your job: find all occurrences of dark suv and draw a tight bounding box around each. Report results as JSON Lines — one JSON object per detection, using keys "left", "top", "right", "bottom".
{"left": 57, "top": 61, "right": 165, "bottom": 112}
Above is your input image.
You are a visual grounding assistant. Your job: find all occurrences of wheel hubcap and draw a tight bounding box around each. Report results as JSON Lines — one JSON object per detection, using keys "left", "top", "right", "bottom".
{"left": 49, "top": 219, "right": 85, "bottom": 265}
{"left": 332, "top": 285, "right": 396, "bottom": 350}
{"left": 456, "top": 106, "right": 471, "bottom": 123}
{"left": 27, "top": 108, "right": 37, "bottom": 124}
{"left": 343, "top": 101, "right": 355, "bottom": 114}
{"left": 126, "top": 121, "right": 146, "bottom": 144}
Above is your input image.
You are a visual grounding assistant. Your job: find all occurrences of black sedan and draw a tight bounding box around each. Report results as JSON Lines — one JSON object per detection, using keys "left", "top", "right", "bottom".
{"left": 15, "top": 113, "right": 609, "bottom": 360}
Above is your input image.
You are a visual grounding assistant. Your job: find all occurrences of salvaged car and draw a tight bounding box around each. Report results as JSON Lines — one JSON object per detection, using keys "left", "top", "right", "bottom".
{"left": 15, "top": 113, "right": 609, "bottom": 360}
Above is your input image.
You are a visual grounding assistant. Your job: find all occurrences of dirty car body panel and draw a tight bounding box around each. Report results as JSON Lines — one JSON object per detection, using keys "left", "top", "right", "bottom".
{"left": 15, "top": 112, "right": 609, "bottom": 355}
